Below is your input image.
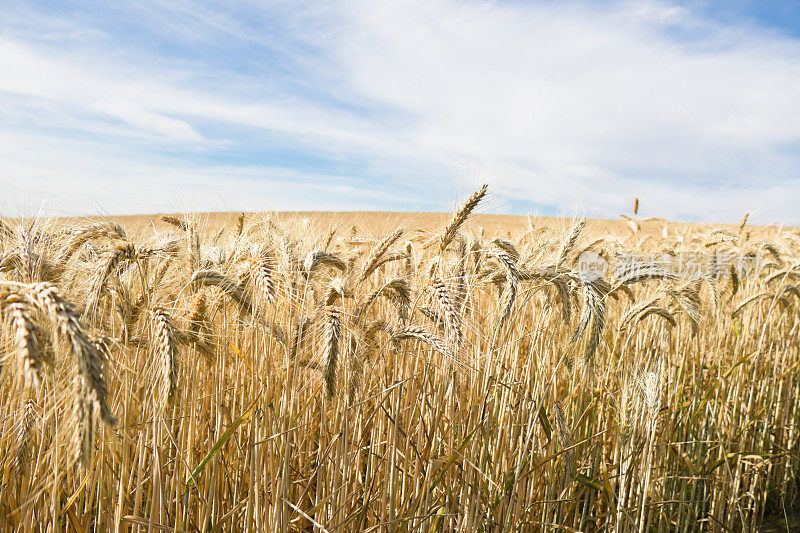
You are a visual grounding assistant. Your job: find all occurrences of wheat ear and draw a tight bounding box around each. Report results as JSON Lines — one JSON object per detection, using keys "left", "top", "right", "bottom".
{"left": 431, "top": 278, "right": 462, "bottom": 347}
{"left": 87, "top": 242, "right": 135, "bottom": 316}
{"left": 235, "top": 212, "right": 246, "bottom": 237}
{"left": 355, "top": 278, "right": 410, "bottom": 321}
{"left": 56, "top": 221, "right": 127, "bottom": 264}
{"left": 440, "top": 184, "right": 488, "bottom": 254}
{"left": 191, "top": 270, "right": 253, "bottom": 312}
{"left": 150, "top": 307, "right": 178, "bottom": 409}
{"left": 556, "top": 218, "right": 586, "bottom": 268}
{"left": 25, "top": 282, "right": 116, "bottom": 467}
{"left": 489, "top": 242, "right": 520, "bottom": 328}
{"left": 554, "top": 401, "right": 576, "bottom": 480}
{"left": 161, "top": 215, "right": 189, "bottom": 231}
{"left": 250, "top": 255, "right": 277, "bottom": 304}
{"left": 1, "top": 291, "right": 42, "bottom": 389}
{"left": 360, "top": 228, "right": 404, "bottom": 282}
{"left": 304, "top": 250, "right": 347, "bottom": 276}
{"left": 323, "top": 307, "right": 341, "bottom": 399}
{"left": 29, "top": 282, "right": 116, "bottom": 423}
{"left": 392, "top": 325, "right": 452, "bottom": 360}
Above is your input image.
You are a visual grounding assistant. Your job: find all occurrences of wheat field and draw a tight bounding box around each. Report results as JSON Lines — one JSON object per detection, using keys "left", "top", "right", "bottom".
{"left": 1, "top": 185, "right": 798, "bottom": 531}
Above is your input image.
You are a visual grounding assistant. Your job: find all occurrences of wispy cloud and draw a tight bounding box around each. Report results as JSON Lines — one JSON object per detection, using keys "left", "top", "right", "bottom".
{"left": 1, "top": 0, "right": 799, "bottom": 222}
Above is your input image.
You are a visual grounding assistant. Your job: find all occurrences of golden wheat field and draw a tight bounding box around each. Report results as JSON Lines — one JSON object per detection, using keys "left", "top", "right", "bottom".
{"left": 1, "top": 185, "right": 799, "bottom": 531}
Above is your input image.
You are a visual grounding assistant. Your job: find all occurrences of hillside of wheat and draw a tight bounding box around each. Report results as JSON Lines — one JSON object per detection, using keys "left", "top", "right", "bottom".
{"left": 1, "top": 186, "right": 798, "bottom": 531}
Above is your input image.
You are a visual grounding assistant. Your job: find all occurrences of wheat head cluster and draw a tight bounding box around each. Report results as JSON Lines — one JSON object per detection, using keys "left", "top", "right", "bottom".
{"left": 0, "top": 185, "right": 798, "bottom": 531}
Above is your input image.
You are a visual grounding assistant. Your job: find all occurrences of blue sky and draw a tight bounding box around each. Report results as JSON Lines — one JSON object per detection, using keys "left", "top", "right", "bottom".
{"left": 1, "top": 0, "right": 800, "bottom": 222}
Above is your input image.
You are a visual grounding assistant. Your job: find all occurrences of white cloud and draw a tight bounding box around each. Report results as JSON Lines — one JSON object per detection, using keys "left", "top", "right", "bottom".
{"left": 91, "top": 99, "right": 203, "bottom": 142}
{"left": 1, "top": 0, "right": 800, "bottom": 222}
{"left": 0, "top": 131, "right": 412, "bottom": 217}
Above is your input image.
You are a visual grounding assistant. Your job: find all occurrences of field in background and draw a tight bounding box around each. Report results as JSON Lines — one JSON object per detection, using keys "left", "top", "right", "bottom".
{"left": 1, "top": 189, "right": 799, "bottom": 531}
{"left": 112, "top": 210, "right": 746, "bottom": 240}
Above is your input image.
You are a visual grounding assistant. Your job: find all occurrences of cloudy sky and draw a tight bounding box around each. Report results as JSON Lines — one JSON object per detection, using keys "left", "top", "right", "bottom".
{"left": 1, "top": 1, "right": 799, "bottom": 222}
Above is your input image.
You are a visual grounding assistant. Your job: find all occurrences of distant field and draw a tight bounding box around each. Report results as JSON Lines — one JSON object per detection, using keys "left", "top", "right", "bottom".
{"left": 1, "top": 193, "right": 799, "bottom": 531}
{"left": 22, "top": 208, "right": 787, "bottom": 241}
{"left": 107, "top": 209, "right": 766, "bottom": 238}
{"left": 115, "top": 210, "right": 592, "bottom": 236}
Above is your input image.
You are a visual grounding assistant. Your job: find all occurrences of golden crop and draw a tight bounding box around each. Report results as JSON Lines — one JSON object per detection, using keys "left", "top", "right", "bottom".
{"left": 0, "top": 188, "right": 798, "bottom": 531}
